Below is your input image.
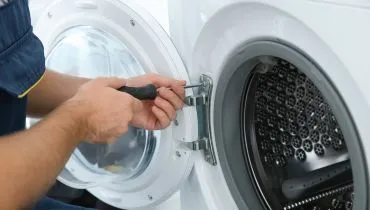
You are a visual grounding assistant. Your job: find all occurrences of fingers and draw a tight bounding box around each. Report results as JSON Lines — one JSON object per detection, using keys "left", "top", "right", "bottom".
{"left": 175, "top": 79, "right": 186, "bottom": 86}
{"left": 148, "top": 73, "right": 174, "bottom": 87}
{"left": 158, "top": 87, "right": 184, "bottom": 109}
{"left": 152, "top": 106, "right": 171, "bottom": 128}
{"left": 148, "top": 74, "right": 186, "bottom": 100}
{"left": 154, "top": 97, "right": 176, "bottom": 120}
{"left": 95, "top": 77, "right": 125, "bottom": 89}
{"left": 148, "top": 73, "right": 186, "bottom": 88}
{"left": 170, "top": 84, "right": 186, "bottom": 100}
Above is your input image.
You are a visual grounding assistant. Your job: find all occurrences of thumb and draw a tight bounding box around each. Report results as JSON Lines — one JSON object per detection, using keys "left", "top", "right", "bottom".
{"left": 95, "top": 77, "right": 126, "bottom": 89}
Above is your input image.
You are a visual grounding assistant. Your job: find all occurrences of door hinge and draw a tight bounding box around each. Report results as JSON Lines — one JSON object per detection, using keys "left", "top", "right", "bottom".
{"left": 186, "top": 138, "right": 209, "bottom": 151}
{"left": 185, "top": 93, "right": 209, "bottom": 106}
{"left": 184, "top": 74, "right": 217, "bottom": 166}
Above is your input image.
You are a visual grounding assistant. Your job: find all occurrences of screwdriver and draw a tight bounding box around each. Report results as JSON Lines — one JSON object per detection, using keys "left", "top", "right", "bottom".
{"left": 118, "top": 84, "right": 202, "bottom": 100}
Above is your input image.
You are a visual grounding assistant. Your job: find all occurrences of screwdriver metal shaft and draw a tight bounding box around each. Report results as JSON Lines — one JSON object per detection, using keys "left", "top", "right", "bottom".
{"left": 184, "top": 84, "right": 203, "bottom": 89}
{"left": 119, "top": 84, "right": 203, "bottom": 100}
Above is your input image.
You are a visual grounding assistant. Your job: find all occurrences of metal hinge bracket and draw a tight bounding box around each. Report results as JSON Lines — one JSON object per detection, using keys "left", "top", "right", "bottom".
{"left": 185, "top": 92, "right": 209, "bottom": 106}
{"left": 184, "top": 74, "right": 217, "bottom": 166}
{"left": 186, "top": 138, "right": 210, "bottom": 151}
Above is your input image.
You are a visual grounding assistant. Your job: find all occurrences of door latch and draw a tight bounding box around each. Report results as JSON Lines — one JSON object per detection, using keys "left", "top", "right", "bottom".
{"left": 184, "top": 75, "right": 217, "bottom": 166}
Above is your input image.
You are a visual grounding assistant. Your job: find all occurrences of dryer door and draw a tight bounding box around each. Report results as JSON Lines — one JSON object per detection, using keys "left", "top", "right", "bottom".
{"left": 32, "top": 0, "right": 199, "bottom": 209}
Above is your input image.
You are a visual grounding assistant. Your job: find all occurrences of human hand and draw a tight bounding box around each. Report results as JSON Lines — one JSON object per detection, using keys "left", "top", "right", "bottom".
{"left": 125, "top": 73, "right": 186, "bottom": 130}
{"left": 69, "top": 77, "right": 142, "bottom": 144}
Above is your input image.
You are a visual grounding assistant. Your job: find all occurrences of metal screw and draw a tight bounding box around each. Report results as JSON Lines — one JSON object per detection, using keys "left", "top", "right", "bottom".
{"left": 174, "top": 119, "right": 179, "bottom": 126}
{"left": 176, "top": 151, "right": 181, "bottom": 158}
{"left": 130, "top": 19, "right": 136, "bottom": 26}
{"left": 47, "top": 12, "right": 53, "bottom": 18}
{"left": 199, "top": 76, "right": 209, "bottom": 87}
{"left": 148, "top": 195, "right": 153, "bottom": 200}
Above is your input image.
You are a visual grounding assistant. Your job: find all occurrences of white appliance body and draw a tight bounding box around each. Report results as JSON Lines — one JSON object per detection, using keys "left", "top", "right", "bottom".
{"left": 28, "top": 0, "right": 370, "bottom": 209}
{"left": 169, "top": 0, "right": 370, "bottom": 209}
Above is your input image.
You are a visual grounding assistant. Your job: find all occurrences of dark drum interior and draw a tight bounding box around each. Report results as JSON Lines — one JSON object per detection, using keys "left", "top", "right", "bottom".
{"left": 242, "top": 57, "right": 354, "bottom": 210}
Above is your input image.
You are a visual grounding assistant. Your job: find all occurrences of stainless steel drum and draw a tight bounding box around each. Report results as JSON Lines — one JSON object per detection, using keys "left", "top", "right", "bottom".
{"left": 242, "top": 58, "right": 354, "bottom": 210}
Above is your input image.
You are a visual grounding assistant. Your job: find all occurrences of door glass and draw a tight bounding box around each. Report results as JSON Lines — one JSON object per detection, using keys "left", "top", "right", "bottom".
{"left": 32, "top": 26, "right": 159, "bottom": 181}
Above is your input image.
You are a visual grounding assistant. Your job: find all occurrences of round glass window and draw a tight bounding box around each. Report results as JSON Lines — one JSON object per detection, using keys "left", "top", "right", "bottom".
{"left": 41, "top": 26, "right": 158, "bottom": 181}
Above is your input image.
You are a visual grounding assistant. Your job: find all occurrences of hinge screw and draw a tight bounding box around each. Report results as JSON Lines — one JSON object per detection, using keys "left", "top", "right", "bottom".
{"left": 176, "top": 151, "right": 181, "bottom": 158}
{"left": 174, "top": 119, "right": 179, "bottom": 126}
{"left": 130, "top": 19, "right": 136, "bottom": 26}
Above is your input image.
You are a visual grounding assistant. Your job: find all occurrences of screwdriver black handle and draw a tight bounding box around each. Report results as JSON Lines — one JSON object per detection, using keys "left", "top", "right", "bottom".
{"left": 118, "top": 84, "right": 157, "bottom": 100}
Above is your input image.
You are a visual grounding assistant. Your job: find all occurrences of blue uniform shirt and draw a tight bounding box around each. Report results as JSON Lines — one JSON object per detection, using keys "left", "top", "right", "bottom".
{"left": 0, "top": 0, "right": 45, "bottom": 135}
{"left": 0, "top": 0, "right": 95, "bottom": 209}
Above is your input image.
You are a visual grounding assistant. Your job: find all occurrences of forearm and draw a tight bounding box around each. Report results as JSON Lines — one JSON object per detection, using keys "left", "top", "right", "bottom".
{"left": 0, "top": 101, "right": 84, "bottom": 209}
{"left": 27, "top": 69, "right": 89, "bottom": 117}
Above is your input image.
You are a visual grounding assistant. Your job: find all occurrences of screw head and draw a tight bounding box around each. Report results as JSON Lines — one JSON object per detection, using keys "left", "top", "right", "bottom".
{"left": 176, "top": 151, "right": 181, "bottom": 157}
{"left": 148, "top": 195, "right": 153, "bottom": 200}
{"left": 174, "top": 119, "right": 179, "bottom": 126}
{"left": 130, "top": 19, "right": 136, "bottom": 26}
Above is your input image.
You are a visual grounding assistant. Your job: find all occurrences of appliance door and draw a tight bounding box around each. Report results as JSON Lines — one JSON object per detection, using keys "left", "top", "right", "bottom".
{"left": 32, "top": 0, "right": 198, "bottom": 209}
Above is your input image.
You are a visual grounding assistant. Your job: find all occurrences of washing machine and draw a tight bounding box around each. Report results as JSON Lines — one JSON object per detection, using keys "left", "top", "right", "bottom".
{"left": 30, "top": 0, "right": 370, "bottom": 209}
